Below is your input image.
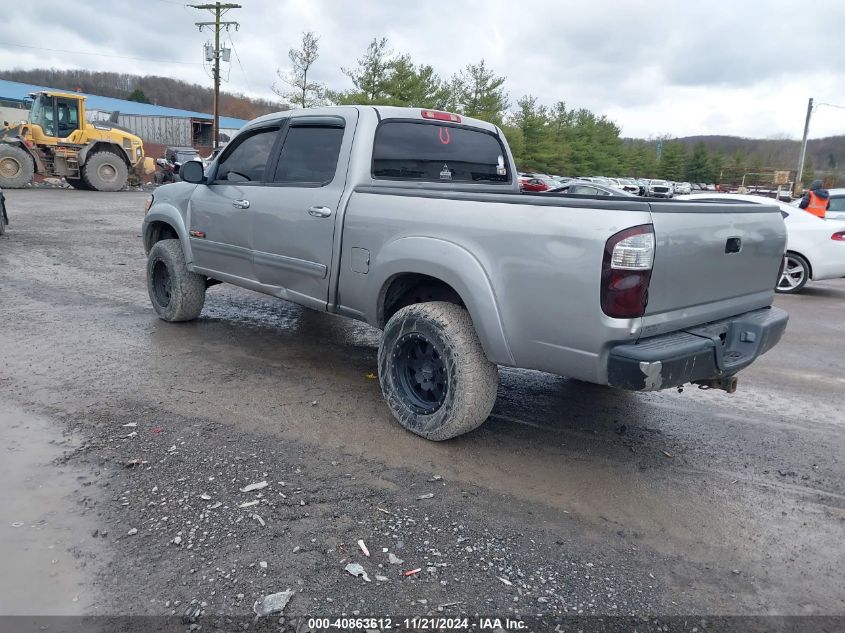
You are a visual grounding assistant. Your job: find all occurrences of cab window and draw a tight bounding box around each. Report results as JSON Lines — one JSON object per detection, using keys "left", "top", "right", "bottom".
{"left": 214, "top": 127, "right": 278, "bottom": 183}
{"left": 55, "top": 98, "right": 79, "bottom": 137}
{"left": 372, "top": 120, "right": 510, "bottom": 184}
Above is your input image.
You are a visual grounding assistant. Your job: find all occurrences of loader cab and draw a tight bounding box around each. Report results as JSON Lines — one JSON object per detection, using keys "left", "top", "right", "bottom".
{"left": 28, "top": 93, "right": 82, "bottom": 140}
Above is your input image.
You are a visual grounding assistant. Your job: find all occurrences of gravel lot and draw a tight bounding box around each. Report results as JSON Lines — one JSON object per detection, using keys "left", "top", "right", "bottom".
{"left": 0, "top": 189, "right": 843, "bottom": 631}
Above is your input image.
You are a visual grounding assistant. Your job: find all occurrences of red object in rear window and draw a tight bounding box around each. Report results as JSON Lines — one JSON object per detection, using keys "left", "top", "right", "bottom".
{"left": 421, "top": 109, "right": 461, "bottom": 123}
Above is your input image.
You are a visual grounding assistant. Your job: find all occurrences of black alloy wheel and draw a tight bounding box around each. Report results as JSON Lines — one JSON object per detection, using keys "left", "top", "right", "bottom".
{"left": 392, "top": 333, "right": 448, "bottom": 414}
{"left": 152, "top": 260, "right": 172, "bottom": 307}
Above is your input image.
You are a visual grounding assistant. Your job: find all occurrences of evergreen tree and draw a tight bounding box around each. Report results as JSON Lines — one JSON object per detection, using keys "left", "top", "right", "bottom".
{"left": 127, "top": 88, "right": 149, "bottom": 103}
{"left": 801, "top": 157, "right": 816, "bottom": 186}
{"left": 449, "top": 60, "right": 509, "bottom": 125}
{"left": 381, "top": 56, "right": 450, "bottom": 109}
{"left": 658, "top": 140, "right": 687, "bottom": 181}
{"left": 686, "top": 142, "right": 710, "bottom": 182}
{"left": 331, "top": 37, "right": 393, "bottom": 104}
{"left": 510, "top": 95, "right": 550, "bottom": 171}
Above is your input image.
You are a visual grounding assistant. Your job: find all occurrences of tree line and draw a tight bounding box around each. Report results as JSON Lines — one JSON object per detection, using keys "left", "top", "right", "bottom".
{"left": 3, "top": 44, "right": 841, "bottom": 184}
{"left": 0, "top": 68, "right": 278, "bottom": 120}
{"left": 275, "top": 33, "right": 837, "bottom": 184}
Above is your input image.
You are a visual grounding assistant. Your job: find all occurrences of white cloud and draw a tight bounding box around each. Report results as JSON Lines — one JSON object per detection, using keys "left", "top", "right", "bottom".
{"left": 2, "top": 0, "right": 844, "bottom": 139}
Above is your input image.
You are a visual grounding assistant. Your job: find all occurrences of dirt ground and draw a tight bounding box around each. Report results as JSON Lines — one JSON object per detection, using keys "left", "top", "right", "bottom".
{"left": 0, "top": 189, "right": 843, "bottom": 631}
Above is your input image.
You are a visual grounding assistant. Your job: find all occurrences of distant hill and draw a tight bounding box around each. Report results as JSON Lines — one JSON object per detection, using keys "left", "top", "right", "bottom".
{"left": 0, "top": 68, "right": 281, "bottom": 120}
{"left": 677, "top": 135, "right": 844, "bottom": 172}
{"left": 626, "top": 134, "right": 845, "bottom": 174}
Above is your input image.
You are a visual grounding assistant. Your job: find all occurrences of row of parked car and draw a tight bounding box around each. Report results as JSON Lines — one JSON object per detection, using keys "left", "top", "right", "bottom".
{"left": 517, "top": 173, "right": 710, "bottom": 198}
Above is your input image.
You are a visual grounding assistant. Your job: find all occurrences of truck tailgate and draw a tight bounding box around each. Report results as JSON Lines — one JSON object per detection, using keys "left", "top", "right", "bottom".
{"left": 642, "top": 201, "right": 786, "bottom": 336}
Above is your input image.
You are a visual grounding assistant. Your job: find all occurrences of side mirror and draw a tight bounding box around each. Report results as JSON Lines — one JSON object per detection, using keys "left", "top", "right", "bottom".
{"left": 180, "top": 159, "right": 206, "bottom": 184}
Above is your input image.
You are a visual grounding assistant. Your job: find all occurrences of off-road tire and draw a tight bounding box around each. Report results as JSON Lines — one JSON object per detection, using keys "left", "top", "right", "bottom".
{"left": 82, "top": 151, "right": 129, "bottom": 192}
{"left": 0, "top": 144, "right": 34, "bottom": 188}
{"left": 378, "top": 301, "right": 499, "bottom": 441}
{"left": 146, "top": 239, "right": 206, "bottom": 322}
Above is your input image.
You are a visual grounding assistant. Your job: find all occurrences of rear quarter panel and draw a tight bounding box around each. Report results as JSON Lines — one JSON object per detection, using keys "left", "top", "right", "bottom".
{"left": 337, "top": 190, "right": 653, "bottom": 383}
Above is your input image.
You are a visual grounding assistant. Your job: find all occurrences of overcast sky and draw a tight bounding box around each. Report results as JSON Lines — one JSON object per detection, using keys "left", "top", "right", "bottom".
{"left": 2, "top": 0, "right": 844, "bottom": 139}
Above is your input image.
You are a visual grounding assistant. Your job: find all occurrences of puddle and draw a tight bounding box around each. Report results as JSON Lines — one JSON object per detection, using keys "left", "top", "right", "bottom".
{"left": 0, "top": 405, "right": 100, "bottom": 615}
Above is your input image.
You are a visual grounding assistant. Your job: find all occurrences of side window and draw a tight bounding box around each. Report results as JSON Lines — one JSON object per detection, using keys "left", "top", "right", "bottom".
{"left": 828, "top": 196, "right": 845, "bottom": 212}
{"left": 571, "top": 185, "right": 598, "bottom": 195}
{"left": 273, "top": 125, "right": 344, "bottom": 185}
{"left": 56, "top": 98, "right": 79, "bottom": 137}
{"left": 215, "top": 128, "right": 278, "bottom": 183}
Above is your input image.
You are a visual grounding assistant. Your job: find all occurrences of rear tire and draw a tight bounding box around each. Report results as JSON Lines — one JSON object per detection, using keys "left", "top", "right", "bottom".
{"left": 82, "top": 151, "right": 129, "bottom": 192}
{"left": 0, "top": 144, "right": 34, "bottom": 189}
{"left": 776, "top": 252, "right": 810, "bottom": 294}
{"left": 378, "top": 301, "right": 499, "bottom": 441}
{"left": 146, "top": 239, "right": 207, "bottom": 322}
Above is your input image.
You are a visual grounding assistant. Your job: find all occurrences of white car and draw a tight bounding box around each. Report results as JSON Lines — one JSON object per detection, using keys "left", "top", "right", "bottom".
{"left": 647, "top": 179, "right": 673, "bottom": 198}
{"left": 677, "top": 193, "right": 845, "bottom": 293}
{"left": 674, "top": 181, "right": 692, "bottom": 195}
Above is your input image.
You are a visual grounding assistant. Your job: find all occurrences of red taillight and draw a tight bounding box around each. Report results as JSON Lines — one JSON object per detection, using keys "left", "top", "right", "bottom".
{"left": 600, "top": 225, "right": 654, "bottom": 319}
{"left": 421, "top": 109, "right": 461, "bottom": 123}
{"left": 832, "top": 231, "right": 845, "bottom": 241}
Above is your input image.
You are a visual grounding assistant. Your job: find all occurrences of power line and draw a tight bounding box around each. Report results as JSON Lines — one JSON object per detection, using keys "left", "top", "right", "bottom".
{"left": 814, "top": 102, "right": 845, "bottom": 111}
{"left": 0, "top": 41, "right": 202, "bottom": 66}
{"left": 227, "top": 34, "right": 252, "bottom": 93}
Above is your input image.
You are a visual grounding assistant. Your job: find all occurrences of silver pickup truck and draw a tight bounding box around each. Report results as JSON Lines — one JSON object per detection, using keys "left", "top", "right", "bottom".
{"left": 142, "top": 106, "right": 788, "bottom": 441}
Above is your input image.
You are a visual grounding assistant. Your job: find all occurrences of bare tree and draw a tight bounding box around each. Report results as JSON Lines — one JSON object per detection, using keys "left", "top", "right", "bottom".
{"left": 273, "top": 31, "right": 326, "bottom": 108}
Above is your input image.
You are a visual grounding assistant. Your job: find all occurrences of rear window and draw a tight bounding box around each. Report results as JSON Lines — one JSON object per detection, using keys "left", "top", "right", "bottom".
{"left": 828, "top": 195, "right": 845, "bottom": 212}
{"left": 372, "top": 121, "right": 509, "bottom": 184}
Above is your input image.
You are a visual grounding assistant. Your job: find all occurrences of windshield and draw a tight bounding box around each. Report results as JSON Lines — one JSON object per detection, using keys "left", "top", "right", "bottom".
{"left": 29, "top": 95, "right": 53, "bottom": 134}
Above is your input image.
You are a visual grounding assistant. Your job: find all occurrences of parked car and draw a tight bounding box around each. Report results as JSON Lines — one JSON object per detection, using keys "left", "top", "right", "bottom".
{"left": 674, "top": 182, "right": 692, "bottom": 195}
{"left": 0, "top": 187, "right": 7, "bottom": 235}
{"left": 615, "top": 178, "right": 641, "bottom": 195}
{"left": 164, "top": 146, "right": 202, "bottom": 176}
{"left": 143, "top": 105, "right": 788, "bottom": 441}
{"left": 677, "top": 193, "right": 845, "bottom": 293}
{"left": 518, "top": 175, "right": 550, "bottom": 192}
{"left": 543, "top": 180, "right": 634, "bottom": 196}
{"left": 647, "top": 179, "right": 674, "bottom": 198}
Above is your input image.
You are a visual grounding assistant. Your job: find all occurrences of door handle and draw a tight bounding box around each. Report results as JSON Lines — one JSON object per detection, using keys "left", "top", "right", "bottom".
{"left": 232, "top": 199, "right": 250, "bottom": 209}
{"left": 308, "top": 206, "right": 332, "bottom": 218}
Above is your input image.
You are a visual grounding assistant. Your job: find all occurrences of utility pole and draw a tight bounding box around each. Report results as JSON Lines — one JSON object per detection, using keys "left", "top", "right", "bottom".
{"left": 794, "top": 97, "right": 813, "bottom": 196}
{"left": 189, "top": 2, "right": 240, "bottom": 149}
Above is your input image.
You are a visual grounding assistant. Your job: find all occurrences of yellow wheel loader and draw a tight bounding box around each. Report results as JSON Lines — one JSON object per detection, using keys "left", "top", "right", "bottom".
{"left": 0, "top": 91, "right": 155, "bottom": 191}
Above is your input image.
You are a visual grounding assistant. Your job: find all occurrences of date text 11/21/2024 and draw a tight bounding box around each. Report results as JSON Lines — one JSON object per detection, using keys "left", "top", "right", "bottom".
{"left": 306, "top": 616, "right": 527, "bottom": 630}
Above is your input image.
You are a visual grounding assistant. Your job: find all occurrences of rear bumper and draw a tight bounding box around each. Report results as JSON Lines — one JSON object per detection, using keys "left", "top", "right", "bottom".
{"left": 607, "top": 306, "right": 788, "bottom": 391}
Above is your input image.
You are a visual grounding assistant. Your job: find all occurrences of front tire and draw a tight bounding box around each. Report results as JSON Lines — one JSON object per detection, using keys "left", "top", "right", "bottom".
{"left": 146, "top": 239, "right": 206, "bottom": 321}
{"left": 82, "top": 151, "right": 129, "bottom": 192}
{"left": 0, "top": 144, "right": 34, "bottom": 189}
{"left": 776, "top": 252, "right": 810, "bottom": 294}
{"left": 378, "top": 302, "right": 499, "bottom": 441}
